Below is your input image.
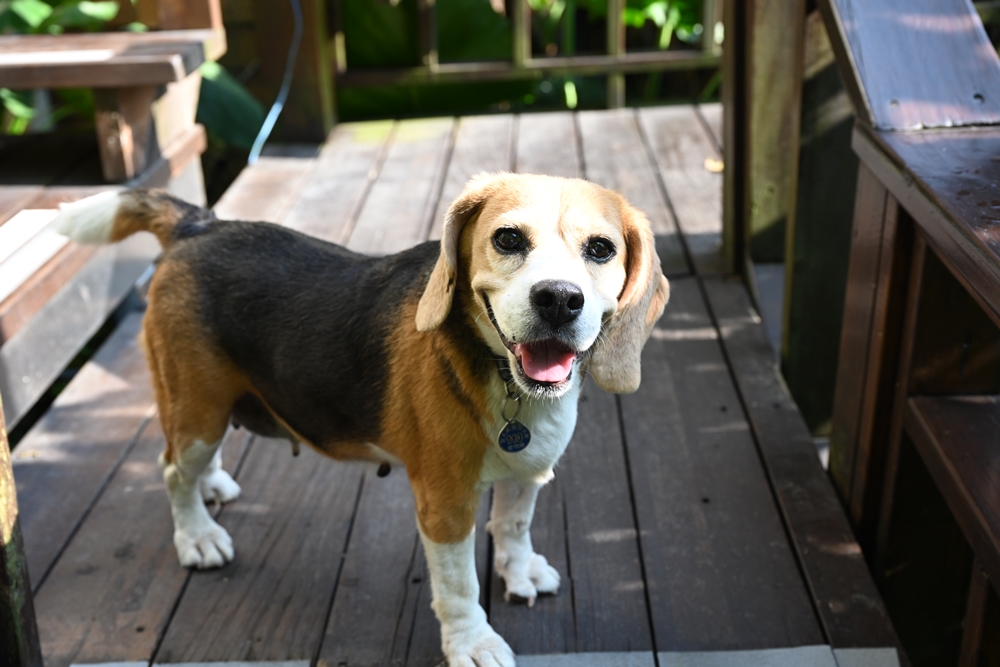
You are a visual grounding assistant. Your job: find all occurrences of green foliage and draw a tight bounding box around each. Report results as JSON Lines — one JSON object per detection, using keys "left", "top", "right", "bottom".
{"left": 197, "top": 61, "right": 266, "bottom": 151}
{"left": 0, "top": 0, "right": 119, "bottom": 35}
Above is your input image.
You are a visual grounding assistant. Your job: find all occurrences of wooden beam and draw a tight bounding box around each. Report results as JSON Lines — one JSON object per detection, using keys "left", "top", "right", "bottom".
{"left": 0, "top": 392, "right": 42, "bottom": 667}
{"left": 94, "top": 86, "right": 159, "bottom": 182}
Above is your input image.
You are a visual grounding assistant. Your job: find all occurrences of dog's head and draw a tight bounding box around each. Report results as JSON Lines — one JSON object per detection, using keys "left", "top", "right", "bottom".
{"left": 417, "top": 173, "right": 669, "bottom": 397}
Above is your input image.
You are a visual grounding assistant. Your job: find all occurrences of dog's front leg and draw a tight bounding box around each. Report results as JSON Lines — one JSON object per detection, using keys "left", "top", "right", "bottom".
{"left": 419, "top": 524, "right": 515, "bottom": 667}
{"left": 488, "top": 480, "right": 560, "bottom": 606}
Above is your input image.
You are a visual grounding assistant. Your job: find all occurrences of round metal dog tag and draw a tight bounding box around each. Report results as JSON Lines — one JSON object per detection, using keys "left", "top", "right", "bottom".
{"left": 498, "top": 420, "right": 531, "bottom": 453}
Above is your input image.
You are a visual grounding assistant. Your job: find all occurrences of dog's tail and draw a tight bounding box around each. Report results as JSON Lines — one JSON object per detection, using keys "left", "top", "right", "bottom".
{"left": 52, "top": 189, "right": 209, "bottom": 249}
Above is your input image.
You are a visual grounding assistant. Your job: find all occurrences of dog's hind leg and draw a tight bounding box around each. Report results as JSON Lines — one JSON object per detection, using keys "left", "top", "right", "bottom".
{"left": 143, "top": 288, "right": 247, "bottom": 570}
{"left": 488, "top": 479, "right": 561, "bottom": 606}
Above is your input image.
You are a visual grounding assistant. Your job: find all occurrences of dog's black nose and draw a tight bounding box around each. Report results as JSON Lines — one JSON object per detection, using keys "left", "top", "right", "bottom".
{"left": 531, "top": 280, "right": 585, "bottom": 328}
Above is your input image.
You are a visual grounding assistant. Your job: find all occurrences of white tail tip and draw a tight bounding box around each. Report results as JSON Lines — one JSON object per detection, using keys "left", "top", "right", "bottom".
{"left": 51, "top": 190, "right": 122, "bottom": 244}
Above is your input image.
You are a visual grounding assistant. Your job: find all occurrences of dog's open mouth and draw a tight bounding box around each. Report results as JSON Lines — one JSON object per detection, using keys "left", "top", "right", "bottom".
{"left": 484, "top": 295, "right": 578, "bottom": 385}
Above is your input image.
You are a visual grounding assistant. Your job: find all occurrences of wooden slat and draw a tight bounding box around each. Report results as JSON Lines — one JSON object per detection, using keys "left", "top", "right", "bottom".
{"left": 905, "top": 395, "right": 1000, "bottom": 597}
{"left": 958, "top": 561, "right": 989, "bottom": 667}
{"left": 638, "top": 105, "right": 725, "bottom": 276}
{"left": 0, "top": 232, "right": 159, "bottom": 428}
{"left": 318, "top": 470, "right": 428, "bottom": 667}
{"left": 560, "top": 382, "right": 652, "bottom": 651}
{"left": 282, "top": 121, "right": 394, "bottom": 242}
{"left": 703, "top": 276, "right": 902, "bottom": 651}
{"left": 11, "top": 313, "right": 155, "bottom": 589}
{"left": 154, "top": 442, "right": 363, "bottom": 662}
{"left": 827, "top": 163, "right": 895, "bottom": 515}
{"left": 619, "top": 277, "right": 823, "bottom": 650}
{"left": 488, "top": 478, "right": 575, "bottom": 654}
{"left": 577, "top": 109, "right": 689, "bottom": 277}
{"left": 0, "top": 245, "right": 97, "bottom": 347}
{"left": 818, "top": 0, "right": 1000, "bottom": 131}
{"left": 346, "top": 118, "right": 454, "bottom": 255}
{"left": 513, "top": 112, "right": 580, "bottom": 178}
{"left": 697, "top": 103, "right": 723, "bottom": 153}
{"left": 0, "top": 391, "right": 42, "bottom": 667}
{"left": 211, "top": 151, "right": 318, "bottom": 223}
{"left": 0, "top": 31, "right": 214, "bottom": 89}
{"left": 429, "top": 115, "right": 515, "bottom": 241}
{"left": 0, "top": 187, "right": 43, "bottom": 227}
{"left": 33, "top": 419, "right": 249, "bottom": 667}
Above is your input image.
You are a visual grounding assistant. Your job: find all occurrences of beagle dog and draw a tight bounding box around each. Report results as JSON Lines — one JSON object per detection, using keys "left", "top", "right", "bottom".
{"left": 53, "top": 173, "right": 669, "bottom": 667}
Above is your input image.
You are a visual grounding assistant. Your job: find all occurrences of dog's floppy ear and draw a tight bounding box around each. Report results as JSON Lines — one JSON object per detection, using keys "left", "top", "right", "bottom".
{"left": 589, "top": 198, "right": 670, "bottom": 394}
{"left": 416, "top": 173, "right": 505, "bottom": 331}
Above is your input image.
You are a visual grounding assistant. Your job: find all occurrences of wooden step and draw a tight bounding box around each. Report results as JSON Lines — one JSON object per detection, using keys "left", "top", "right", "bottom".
{"left": 905, "top": 395, "right": 1000, "bottom": 593}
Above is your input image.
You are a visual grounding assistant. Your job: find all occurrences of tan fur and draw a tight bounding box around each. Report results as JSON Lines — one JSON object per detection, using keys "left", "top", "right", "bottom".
{"left": 587, "top": 192, "right": 670, "bottom": 393}
{"left": 142, "top": 259, "right": 252, "bottom": 464}
{"left": 112, "top": 190, "right": 188, "bottom": 248}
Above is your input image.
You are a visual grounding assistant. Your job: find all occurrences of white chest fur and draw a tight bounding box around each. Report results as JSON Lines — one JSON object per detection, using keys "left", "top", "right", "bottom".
{"left": 478, "top": 374, "right": 581, "bottom": 488}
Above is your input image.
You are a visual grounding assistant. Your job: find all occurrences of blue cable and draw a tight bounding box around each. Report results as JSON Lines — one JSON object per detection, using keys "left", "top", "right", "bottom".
{"left": 248, "top": 0, "right": 304, "bottom": 164}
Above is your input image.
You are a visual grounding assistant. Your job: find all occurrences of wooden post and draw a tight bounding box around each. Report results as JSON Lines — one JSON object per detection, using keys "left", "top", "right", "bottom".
{"left": 0, "top": 392, "right": 42, "bottom": 667}
{"left": 252, "top": 0, "right": 335, "bottom": 142}
{"left": 722, "top": 0, "right": 807, "bottom": 269}
{"left": 606, "top": 0, "right": 625, "bottom": 108}
{"left": 94, "top": 86, "right": 159, "bottom": 182}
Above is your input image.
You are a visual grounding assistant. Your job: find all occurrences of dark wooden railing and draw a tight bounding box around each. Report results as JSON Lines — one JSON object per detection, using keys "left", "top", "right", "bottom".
{"left": 329, "top": 0, "right": 721, "bottom": 108}
{"left": 821, "top": 0, "right": 1000, "bottom": 663}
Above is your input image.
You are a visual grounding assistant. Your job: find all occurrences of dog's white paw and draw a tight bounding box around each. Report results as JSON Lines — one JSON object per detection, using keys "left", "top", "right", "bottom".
{"left": 528, "top": 553, "right": 560, "bottom": 595}
{"left": 199, "top": 468, "right": 241, "bottom": 504}
{"left": 443, "top": 622, "right": 515, "bottom": 667}
{"left": 174, "top": 519, "right": 234, "bottom": 569}
{"left": 498, "top": 552, "right": 560, "bottom": 607}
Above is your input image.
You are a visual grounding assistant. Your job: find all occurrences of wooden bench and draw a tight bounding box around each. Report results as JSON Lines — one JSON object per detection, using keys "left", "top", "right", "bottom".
{"left": 0, "top": 0, "right": 224, "bottom": 432}
{"left": 821, "top": 0, "right": 1000, "bottom": 663}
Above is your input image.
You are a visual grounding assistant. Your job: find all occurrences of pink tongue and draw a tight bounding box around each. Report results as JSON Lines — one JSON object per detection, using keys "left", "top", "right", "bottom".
{"left": 514, "top": 341, "right": 576, "bottom": 383}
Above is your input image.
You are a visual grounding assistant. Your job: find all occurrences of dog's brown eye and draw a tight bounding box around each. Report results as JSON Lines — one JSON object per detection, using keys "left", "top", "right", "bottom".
{"left": 585, "top": 238, "right": 615, "bottom": 261}
{"left": 494, "top": 228, "right": 526, "bottom": 252}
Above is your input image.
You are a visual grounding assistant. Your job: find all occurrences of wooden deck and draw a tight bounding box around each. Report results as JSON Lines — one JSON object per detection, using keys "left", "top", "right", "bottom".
{"left": 11, "top": 105, "right": 900, "bottom": 667}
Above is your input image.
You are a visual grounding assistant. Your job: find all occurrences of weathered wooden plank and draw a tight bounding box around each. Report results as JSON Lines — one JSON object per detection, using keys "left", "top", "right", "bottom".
{"left": 827, "top": 164, "right": 895, "bottom": 516}
{"left": 577, "top": 109, "right": 688, "bottom": 277}
{"left": 488, "top": 476, "right": 575, "bottom": 654}
{"left": 560, "top": 381, "right": 652, "bottom": 652}
{"left": 347, "top": 117, "right": 454, "bottom": 255}
{"left": 0, "top": 187, "right": 43, "bottom": 227}
{"left": 282, "top": 121, "right": 394, "bottom": 242}
{"left": 619, "top": 277, "right": 823, "bottom": 650}
{"left": 0, "top": 391, "right": 42, "bottom": 667}
{"left": 0, "top": 233, "right": 159, "bottom": 429}
{"left": 318, "top": 469, "right": 421, "bottom": 667}
{"left": 703, "top": 276, "right": 902, "bottom": 651}
{"left": 12, "top": 313, "right": 155, "bottom": 589}
{"left": 429, "top": 115, "right": 515, "bottom": 240}
{"left": 697, "top": 102, "right": 723, "bottom": 153}
{"left": 818, "top": 0, "right": 1000, "bottom": 131}
{"left": 0, "top": 246, "right": 97, "bottom": 346}
{"left": 211, "top": 152, "right": 317, "bottom": 223}
{"left": 155, "top": 441, "right": 363, "bottom": 662}
{"left": 638, "top": 105, "right": 724, "bottom": 276}
{"left": 514, "top": 113, "right": 580, "bottom": 178}
{"left": 33, "top": 419, "right": 250, "bottom": 667}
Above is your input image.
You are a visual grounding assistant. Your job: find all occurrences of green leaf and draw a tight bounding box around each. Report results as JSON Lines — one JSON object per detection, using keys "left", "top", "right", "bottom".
{"left": 197, "top": 61, "right": 266, "bottom": 151}
{"left": 10, "top": 0, "right": 51, "bottom": 29}
{"left": 44, "top": 0, "right": 118, "bottom": 31}
{"left": 0, "top": 88, "right": 34, "bottom": 119}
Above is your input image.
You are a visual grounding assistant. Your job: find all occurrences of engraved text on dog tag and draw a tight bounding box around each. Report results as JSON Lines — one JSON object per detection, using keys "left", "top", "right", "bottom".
{"left": 498, "top": 419, "right": 531, "bottom": 453}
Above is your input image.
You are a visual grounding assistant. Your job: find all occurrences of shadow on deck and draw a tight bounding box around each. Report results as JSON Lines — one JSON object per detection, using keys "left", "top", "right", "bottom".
{"left": 11, "top": 105, "right": 900, "bottom": 667}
